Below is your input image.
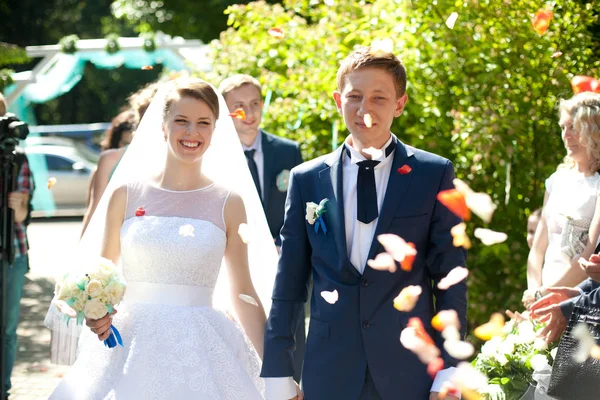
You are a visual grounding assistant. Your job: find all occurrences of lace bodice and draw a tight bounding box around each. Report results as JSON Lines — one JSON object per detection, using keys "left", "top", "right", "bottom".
{"left": 120, "top": 181, "right": 231, "bottom": 287}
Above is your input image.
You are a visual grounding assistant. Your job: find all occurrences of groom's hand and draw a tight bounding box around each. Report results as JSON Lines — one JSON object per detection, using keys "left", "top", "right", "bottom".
{"left": 430, "top": 392, "right": 459, "bottom": 400}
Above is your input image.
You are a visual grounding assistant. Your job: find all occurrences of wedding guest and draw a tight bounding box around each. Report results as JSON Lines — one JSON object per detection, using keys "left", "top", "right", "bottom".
{"left": 261, "top": 47, "right": 466, "bottom": 400}
{"left": 524, "top": 92, "right": 600, "bottom": 308}
{"left": 81, "top": 81, "right": 159, "bottom": 235}
{"left": 219, "top": 74, "right": 305, "bottom": 383}
{"left": 527, "top": 208, "right": 542, "bottom": 249}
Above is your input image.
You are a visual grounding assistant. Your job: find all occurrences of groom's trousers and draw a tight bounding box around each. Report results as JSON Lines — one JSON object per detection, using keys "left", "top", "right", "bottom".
{"left": 358, "top": 368, "right": 382, "bottom": 400}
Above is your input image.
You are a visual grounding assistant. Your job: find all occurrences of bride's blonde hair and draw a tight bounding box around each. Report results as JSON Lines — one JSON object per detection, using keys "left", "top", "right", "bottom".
{"left": 558, "top": 92, "right": 600, "bottom": 172}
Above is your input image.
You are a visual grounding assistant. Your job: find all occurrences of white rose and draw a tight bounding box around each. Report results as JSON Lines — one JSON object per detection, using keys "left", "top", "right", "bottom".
{"left": 530, "top": 354, "right": 550, "bottom": 371}
{"left": 481, "top": 336, "right": 502, "bottom": 357}
{"left": 57, "top": 280, "right": 80, "bottom": 301}
{"left": 86, "top": 279, "right": 103, "bottom": 298}
{"left": 103, "top": 281, "right": 126, "bottom": 305}
{"left": 305, "top": 202, "right": 318, "bottom": 225}
{"left": 92, "top": 258, "right": 118, "bottom": 285}
{"left": 70, "top": 290, "right": 89, "bottom": 312}
{"left": 494, "top": 352, "right": 508, "bottom": 366}
{"left": 533, "top": 338, "right": 548, "bottom": 351}
{"left": 83, "top": 298, "right": 108, "bottom": 320}
{"left": 516, "top": 320, "right": 536, "bottom": 344}
{"left": 498, "top": 335, "right": 517, "bottom": 356}
{"left": 550, "top": 347, "right": 558, "bottom": 360}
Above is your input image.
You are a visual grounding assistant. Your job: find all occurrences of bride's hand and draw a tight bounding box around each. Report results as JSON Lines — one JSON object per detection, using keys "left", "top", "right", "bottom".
{"left": 85, "top": 310, "right": 117, "bottom": 341}
{"left": 289, "top": 381, "right": 303, "bottom": 400}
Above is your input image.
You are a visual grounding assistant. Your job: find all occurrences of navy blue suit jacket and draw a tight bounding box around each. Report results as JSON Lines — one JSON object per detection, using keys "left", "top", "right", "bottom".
{"left": 260, "top": 130, "right": 303, "bottom": 245}
{"left": 261, "top": 139, "right": 468, "bottom": 400}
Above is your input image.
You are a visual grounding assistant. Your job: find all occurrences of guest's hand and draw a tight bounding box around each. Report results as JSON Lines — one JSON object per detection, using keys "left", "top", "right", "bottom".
{"left": 529, "top": 287, "right": 581, "bottom": 314}
{"left": 289, "top": 381, "right": 303, "bottom": 400}
{"left": 522, "top": 289, "right": 537, "bottom": 308}
{"left": 531, "top": 303, "right": 567, "bottom": 344}
{"left": 7, "top": 191, "right": 26, "bottom": 210}
{"left": 430, "top": 392, "right": 459, "bottom": 400}
{"left": 579, "top": 254, "right": 600, "bottom": 281}
{"left": 85, "top": 310, "right": 117, "bottom": 341}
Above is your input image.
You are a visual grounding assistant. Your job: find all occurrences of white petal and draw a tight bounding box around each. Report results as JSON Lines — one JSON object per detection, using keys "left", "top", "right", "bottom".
{"left": 367, "top": 252, "right": 397, "bottom": 272}
{"left": 393, "top": 285, "right": 422, "bottom": 312}
{"left": 444, "top": 339, "right": 474, "bottom": 360}
{"left": 363, "top": 113, "right": 373, "bottom": 128}
{"left": 370, "top": 38, "right": 394, "bottom": 54}
{"left": 466, "top": 193, "right": 497, "bottom": 224}
{"left": 239, "top": 294, "right": 258, "bottom": 306}
{"left": 442, "top": 326, "right": 461, "bottom": 341}
{"left": 238, "top": 223, "right": 251, "bottom": 243}
{"left": 363, "top": 147, "right": 384, "bottom": 159}
{"left": 321, "top": 289, "right": 339, "bottom": 304}
{"left": 178, "top": 224, "right": 195, "bottom": 237}
{"left": 573, "top": 323, "right": 596, "bottom": 362}
{"left": 474, "top": 228, "right": 508, "bottom": 246}
{"left": 377, "top": 234, "right": 416, "bottom": 262}
{"left": 438, "top": 266, "right": 469, "bottom": 290}
{"left": 445, "top": 12, "right": 459, "bottom": 29}
{"left": 451, "top": 361, "right": 489, "bottom": 391}
{"left": 400, "top": 327, "right": 440, "bottom": 364}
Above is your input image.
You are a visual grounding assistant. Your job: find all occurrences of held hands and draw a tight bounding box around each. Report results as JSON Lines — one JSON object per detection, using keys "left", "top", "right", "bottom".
{"left": 85, "top": 309, "right": 117, "bottom": 341}
{"left": 579, "top": 254, "right": 600, "bottom": 281}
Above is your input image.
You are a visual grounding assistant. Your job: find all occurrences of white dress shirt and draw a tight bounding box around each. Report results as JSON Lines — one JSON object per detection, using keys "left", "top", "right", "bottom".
{"left": 265, "top": 134, "right": 458, "bottom": 399}
{"left": 242, "top": 132, "right": 265, "bottom": 201}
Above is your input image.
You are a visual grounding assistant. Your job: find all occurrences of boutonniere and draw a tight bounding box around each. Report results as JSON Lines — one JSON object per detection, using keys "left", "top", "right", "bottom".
{"left": 306, "top": 199, "right": 329, "bottom": 234}
{"left": 276, "top": 169, "right": 290, "bottom": 192}
{"left": 398, "top": 165, "right": 412, "bottom": 175}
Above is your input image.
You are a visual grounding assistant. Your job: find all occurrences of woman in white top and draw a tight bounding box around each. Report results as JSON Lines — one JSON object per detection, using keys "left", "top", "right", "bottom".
{"left": 524, "top": 92, "right": 600, "bottom": 307}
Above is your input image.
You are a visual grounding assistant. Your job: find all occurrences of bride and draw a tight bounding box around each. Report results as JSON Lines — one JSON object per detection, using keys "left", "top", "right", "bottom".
{"left": 46, "top": 78, "right": 280, "bottom": 399}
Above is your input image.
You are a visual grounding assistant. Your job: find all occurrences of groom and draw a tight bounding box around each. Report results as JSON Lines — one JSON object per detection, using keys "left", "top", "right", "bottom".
{"left": 261, "top": 47, "right": 467, "bottom": 399}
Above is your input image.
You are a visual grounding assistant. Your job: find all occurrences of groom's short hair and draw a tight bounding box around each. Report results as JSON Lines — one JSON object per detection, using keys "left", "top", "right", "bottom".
{"left": 336, "top": 46, "right": 407, "bottom": 98}
{"left": 219, "top": 74, "right": 262, "bottom": 99}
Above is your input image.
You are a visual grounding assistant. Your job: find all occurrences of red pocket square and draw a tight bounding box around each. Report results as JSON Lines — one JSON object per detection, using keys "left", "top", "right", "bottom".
{"left": 398, "top": 165, "right": 412, "bottom": 174}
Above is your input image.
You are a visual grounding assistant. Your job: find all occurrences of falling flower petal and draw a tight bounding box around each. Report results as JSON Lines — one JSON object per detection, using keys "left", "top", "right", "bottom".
{"left": 450, "top": 362, "right": 488, "bottom": 400}
{"left": 474, "top": 313, "right": 505, "bottom": 341}
{"left": 369, "top": 38, "right": 394, "bottom": 56}
{"left": 438, "top": 189, "right": 470, "bottom": 220}
{"left": 363, "top": 113, "right": 373, "bottom": 128}
{"left": 573, "top": 323, "right": 596, "bottom": 362}
{"left": 141, "top": 65, "right": 154, "bottom": 70}
{"left": 178, "top": 224, "right": 195, "bottom": 237}
{"left": 393, "top": 285, "right": 422, "bottom": 312}
{"left": 324, "top": 0, "right": 335, "bottom": 5}
{"left": 432, "top": 309, "right": 461, "bottom": 332}
{"left": 438, "top": 266, "right": 469, "bottom": 290}
{"left": 451, "top": 223, "right": 471, "bottom": 249}
{"left": 229, "top": 108, "right": 246, "bottom": 120}
{"left": 397, "top": 164, "right": 412, "bottom": 175}
{"left": 474, "top": 228, "right": 507, "bottom": 246}
{"left": 444, "top": 339, "right": 475, "bottom": 360}
{"left": 268, "top": 27, "right": 285, "bottom": 39}
{"left": 400, "top": 321, "right": 440, "bottom": 364}
{"left": 367, "top": 252, "right": 397, "bottom": 272}
{"left": 571, "top": 76, "right": 600, "bottom": 94}
{"left": 377, "top": 234, "right": 417, "bottom": 262}
{"left": 442, "top": 326, "right": 461, "bottom": 342}
{"left": 238, "top": 223, "right": 250, "bottom": 243}
{"left": 591, "top": 345, "right": 600, "bottom": 359}
{"left": 551, "top": 51, "right": 563, "bottom": 58}
{"left": 400, "top": 243, "right": 417, "bottom": 271}
{"left": 135, "top": 206, "right": 146, "bottom": 217}
{"left": 47, "top": 177, "right": 57, "bottom": 189}
{"left": 427, "top": 357, "right": 445, "bottom": 378}
{"left": 408, "top": 317, "right": 436, "bottom": 345}
{"left": 445, "top": 12, "right": 458, "bottom": 29}
{"left": 239, "top": 294, "right": 258, "bottom": 306}
{"left": 321, "top": 289, "right": 339, "bottom": 304}
{"left": 532, "top": 9, "right": 553, "bottom": 35}
{"left": 453, "top": 178, "right": 497, "bottom": 223}
{"left": 438, "top": 382, "right": 461, "bottom": 399}
{"left": 363, "top": 147, "right": 383, "bottom": 159}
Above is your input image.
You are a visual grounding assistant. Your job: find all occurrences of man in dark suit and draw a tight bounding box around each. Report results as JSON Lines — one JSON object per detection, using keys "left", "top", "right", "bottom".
{"left": 261, "top": 47, "right": 466, "bottom": 400}
{"left": 219, "top": 75, "right": 305, "bottom": 383}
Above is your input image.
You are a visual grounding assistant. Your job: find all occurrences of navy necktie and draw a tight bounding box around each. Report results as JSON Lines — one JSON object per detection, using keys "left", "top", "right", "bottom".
{"left": 244, "top": 149, "right": 262, "bottom": 200}
{"left": 350, "top": 140, "right": 396, "bottom": 224}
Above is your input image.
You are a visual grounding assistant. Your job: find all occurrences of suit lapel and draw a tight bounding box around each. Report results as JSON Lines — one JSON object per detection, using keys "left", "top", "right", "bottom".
{"left": 319, "top": 145, "right": 360, "bottom": 278}
{"left": 261, "top": 130, "right": 275, "bottom": 211}
{"left": 365, "top": 139, "right": 416, "bottom": 264}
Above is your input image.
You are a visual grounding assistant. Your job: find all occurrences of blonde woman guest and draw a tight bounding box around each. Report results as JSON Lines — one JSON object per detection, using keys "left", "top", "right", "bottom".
{"left": 524, "top": 92, "right": 600, "bottom": 307}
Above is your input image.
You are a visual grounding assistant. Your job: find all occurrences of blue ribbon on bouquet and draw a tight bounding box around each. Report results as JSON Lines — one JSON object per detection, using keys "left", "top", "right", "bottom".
{"left": 104, "top": 324, "right": 124, "bottom": 348}
{"left": 314, "top": 215, "right": 327, "bottom": 234}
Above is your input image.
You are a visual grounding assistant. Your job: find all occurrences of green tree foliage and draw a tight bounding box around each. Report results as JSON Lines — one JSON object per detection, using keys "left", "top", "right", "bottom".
{"left": 203, "top": 0, "right": 599, "bottom": 328}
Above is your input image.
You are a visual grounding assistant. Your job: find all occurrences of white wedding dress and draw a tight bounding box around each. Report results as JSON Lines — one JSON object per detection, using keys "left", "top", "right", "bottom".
{"left": 50, "top": 181, "right": 264, "bottom": 400}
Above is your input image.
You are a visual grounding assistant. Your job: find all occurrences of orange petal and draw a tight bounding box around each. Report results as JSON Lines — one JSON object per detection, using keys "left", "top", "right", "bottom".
{"left": 141, "top": 65, "right": 154, "bottom": 70}
{"left": 437, "top": 189, "right": 470, "bottom": 220}
{"left": 532, "top": 9, "right": 553, "bottom": 35}
{"left": 474, "top": 313, "right": 505, "bottom": 341}
{"left": 229, "top": 108, "right": 246, "bottom": 120}
{"left": 268, "top": 27, "right": 285, "bottom": 39}
{"left": 431, "top": 309, "right": 460, "bottom": 332}
{"left": 427, "top": 357, "right": 444, "bottom": 379}
{"left": 377, "top": 234, "right": 417, "bottom": 262}
{"left": 47, "top": 177, "right": 57, "bottom": 189}
{"left": 571, "top": 76, "right": 600, "bottom": 94}
{"left": 408, "top": 317, "right": 436, "bottom": 345}
{"left": 451, "top": 223, "right": 472, "bottom": 250}
{"left": 400, "top": 243, "right": 416, "bottom": 271}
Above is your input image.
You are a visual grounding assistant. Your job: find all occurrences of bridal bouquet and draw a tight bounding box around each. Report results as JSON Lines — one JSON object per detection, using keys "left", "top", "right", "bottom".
{"left": 55, "top": 257, "right": 126, "bottom": 348}
{"left": 472, "top": 317, "right": 557, "bottom": 400}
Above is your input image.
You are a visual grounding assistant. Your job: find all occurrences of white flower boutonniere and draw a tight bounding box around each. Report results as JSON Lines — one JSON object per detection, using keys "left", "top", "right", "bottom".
{"left": 306, "top": 199, "right": 329, "bottom": 234}
{"left": 276, "top": 169, "right": 290, "bottom": 192}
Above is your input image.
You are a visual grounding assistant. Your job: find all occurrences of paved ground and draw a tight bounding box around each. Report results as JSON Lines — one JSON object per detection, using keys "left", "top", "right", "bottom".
{"left": 8, "top": 217, "right": 82, "bottom": 400}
